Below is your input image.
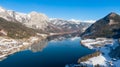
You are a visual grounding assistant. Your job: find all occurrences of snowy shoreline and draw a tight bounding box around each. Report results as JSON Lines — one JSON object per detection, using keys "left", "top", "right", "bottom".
{"left": 78, "top": 38, "right": 120, "bottom": 67}
{"left": 0, "top": 36, "right": 47, "bottom": 61}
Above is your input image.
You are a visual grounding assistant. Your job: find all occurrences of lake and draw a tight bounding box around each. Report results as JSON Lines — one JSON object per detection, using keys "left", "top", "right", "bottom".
{"left": 0, "top": 37, "right": 94, "bottom": 67}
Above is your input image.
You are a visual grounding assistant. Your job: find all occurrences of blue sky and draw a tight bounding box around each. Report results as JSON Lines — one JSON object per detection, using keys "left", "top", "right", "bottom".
{"left": 0, "top": 0, "right": 120, "bottom": 20}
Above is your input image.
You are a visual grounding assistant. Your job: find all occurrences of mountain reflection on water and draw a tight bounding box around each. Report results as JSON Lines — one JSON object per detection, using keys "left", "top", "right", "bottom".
{"left": 0, "top": 37, "right": 94, "bottom": 67}
{"left": 29, "top": 39, "right": 48, "bottom": 52}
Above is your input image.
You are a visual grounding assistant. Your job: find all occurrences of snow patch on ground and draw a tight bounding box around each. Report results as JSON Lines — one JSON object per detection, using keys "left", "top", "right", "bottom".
{"left": 81, "top": 54, "right": 107, "bottom": 66}
{"left": 79, "top": 38, "right": 120, "bottom": 67}
{"left": 0, "top": 36, "right": 45, "bottom": 61}
{"left": 81, "top": 38, "right": 113, "bottom": 49}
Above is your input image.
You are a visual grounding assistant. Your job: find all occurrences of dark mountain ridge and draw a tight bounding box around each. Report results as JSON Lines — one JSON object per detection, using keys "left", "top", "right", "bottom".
{"left": 81, "top": 12, "right": 120, "bottom": 39}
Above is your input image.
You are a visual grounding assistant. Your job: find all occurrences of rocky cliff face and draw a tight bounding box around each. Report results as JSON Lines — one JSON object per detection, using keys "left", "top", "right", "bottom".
{"left": 26, "top": 12, "right": 48, "bottom": 29}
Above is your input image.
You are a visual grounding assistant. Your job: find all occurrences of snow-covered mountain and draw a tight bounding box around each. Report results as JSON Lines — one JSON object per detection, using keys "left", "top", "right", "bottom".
{"left": 49, "top": 18, "right": 81, "bottom": 25}
{"left": 0, "top": 7, "right": 48, "bottom": 30}
{"left": 49, "top": 18, "right": 92, "bottom": 33}
{"left": 0, "top": 6, "right": 94, "bottom": 35}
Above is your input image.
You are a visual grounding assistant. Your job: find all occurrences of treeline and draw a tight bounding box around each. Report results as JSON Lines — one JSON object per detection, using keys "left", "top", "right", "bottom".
{"left": 0, "top": 17, "right": 36, "bottom": 39}
{"left": 78, "top": 51, "right": 101, "bottom": 63}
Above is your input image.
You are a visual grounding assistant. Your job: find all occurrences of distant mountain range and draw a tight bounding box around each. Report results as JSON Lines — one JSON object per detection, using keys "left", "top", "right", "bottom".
{"left": 48, "top": 18, "right": 92, "bottom": 33}
{"left": 0, "top": 6, "right": 93, "bottom": 38}
{"left": 2, "top": 6, "right": 120, "bottom": 40}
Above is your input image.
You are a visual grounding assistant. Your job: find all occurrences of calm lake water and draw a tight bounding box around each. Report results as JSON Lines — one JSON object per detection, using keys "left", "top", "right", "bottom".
{"left": 0, "top": 37, "right": 94, "bottom": 67}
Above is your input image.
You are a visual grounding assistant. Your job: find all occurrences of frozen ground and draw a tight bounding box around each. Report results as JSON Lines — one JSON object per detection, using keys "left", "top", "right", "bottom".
{"left": 0, "top": 36, "right": 44, "bottom": 61}
{"left": 79, "top": 38, "right": 120, "bottom": 67}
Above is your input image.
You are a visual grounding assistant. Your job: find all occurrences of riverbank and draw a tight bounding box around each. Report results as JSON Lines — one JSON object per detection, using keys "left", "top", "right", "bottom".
{"left": 80, "top": 38, "right": 113, "bottom": 49}
{"left": 0, "top": 35, "right": 48, "bottom": 61}
{"left": 78, "top": 38, "right": 120, "bottom": 67}
{"left": 0, "top": 30, "right": 80, "bottom": 61}
{"left": 0, "top": 36, "right": 92, "bottom": 67}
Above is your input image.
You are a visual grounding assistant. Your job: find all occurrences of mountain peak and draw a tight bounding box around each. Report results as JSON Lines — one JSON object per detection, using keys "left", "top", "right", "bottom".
{"left": 30, "top": 11, "right": 38, "bottom": 14}
{"left": 106, "top": 12, "right": 118, "bottom": 18}
{"left": 109, "top": 12, "right": 117, "bottom": 15}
